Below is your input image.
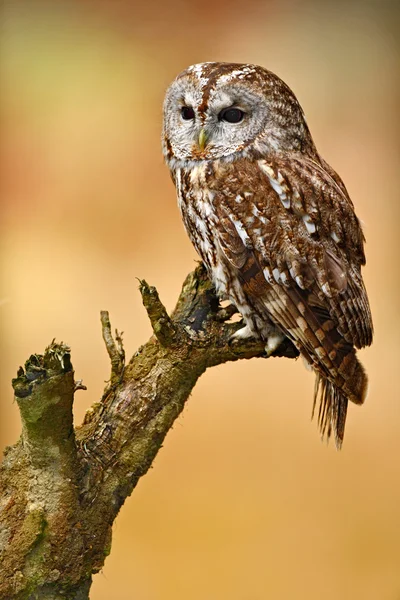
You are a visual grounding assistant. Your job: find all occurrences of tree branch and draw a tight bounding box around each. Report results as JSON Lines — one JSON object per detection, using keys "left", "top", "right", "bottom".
{"left": 100, "top": 311, "right": 125, "bottom": 385}
{"left": 138, "top": 280, "right": 177, "bottom": 346}
{"left": 0, "top": 264, "right": 298, "bottom": 599}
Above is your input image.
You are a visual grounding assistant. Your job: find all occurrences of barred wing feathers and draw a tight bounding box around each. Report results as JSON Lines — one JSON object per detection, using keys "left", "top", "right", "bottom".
{"left": 211, "top": 157, "right": 373, "bottom": 446}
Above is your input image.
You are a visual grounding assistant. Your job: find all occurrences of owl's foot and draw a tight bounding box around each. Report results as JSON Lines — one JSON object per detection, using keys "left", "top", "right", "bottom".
{"left": 217, "top": 303, "right": 239, "bottom": 322}
{"left": 230, "top": 324, "right": 255, "bottom": 340}
{"left": 264, "top": 331, "right": 285, "bottom": 357}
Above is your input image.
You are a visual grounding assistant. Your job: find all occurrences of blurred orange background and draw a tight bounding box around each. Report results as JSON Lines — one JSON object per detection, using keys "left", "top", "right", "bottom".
{"left": 1, "top": 1, "right": 400, "bottom": 598}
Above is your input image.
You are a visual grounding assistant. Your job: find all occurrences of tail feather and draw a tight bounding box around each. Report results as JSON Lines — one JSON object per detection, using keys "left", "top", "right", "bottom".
{"left": 312, "top": 358, "right": 368, "bottom": 449}
{"left": 253, "top": 277, "right": 370, "bottom": 448}
{"left": 312, "top": 374, "right": 348, "bottom": 449}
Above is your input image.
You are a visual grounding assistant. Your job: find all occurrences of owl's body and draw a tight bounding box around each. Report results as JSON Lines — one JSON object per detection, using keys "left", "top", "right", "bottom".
{"left": 163, "top": 62, "right": 373, "bottom": 447}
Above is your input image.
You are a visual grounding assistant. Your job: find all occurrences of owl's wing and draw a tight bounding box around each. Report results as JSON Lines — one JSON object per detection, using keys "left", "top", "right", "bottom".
{"left": 212, "top": 156, "right": 373, "bottom": 446}
{"left": 214, "top": 156, "right": 373, "bottom": 351}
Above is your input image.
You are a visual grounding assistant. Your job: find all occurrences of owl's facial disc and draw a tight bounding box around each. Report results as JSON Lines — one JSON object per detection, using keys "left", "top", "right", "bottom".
{"left": 163, "top": 62, "right": 314, "bottom": 165}
{"left": 163, "top": 75, "right": 268, "bottom": 163}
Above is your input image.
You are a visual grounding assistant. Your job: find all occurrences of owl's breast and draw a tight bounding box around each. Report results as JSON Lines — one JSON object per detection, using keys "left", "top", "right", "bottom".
{"left": 175, "top": 165, "right": 217, "bottom": 263}
{"left": 174, "top": 164, "right": 231, "bottom": 296}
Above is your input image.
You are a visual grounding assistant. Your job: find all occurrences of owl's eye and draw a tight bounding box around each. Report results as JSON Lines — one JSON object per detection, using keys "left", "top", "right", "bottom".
{"left": 219, "top": 107, "right": 244, "bottom": 123}
{"left": 181, "top": 106, "right": 195, "bottom": 120}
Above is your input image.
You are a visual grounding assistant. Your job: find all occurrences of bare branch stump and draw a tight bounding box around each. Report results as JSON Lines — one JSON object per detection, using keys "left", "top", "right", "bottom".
{"left": 0, "top": 264, "right": 298, "bottom": 599}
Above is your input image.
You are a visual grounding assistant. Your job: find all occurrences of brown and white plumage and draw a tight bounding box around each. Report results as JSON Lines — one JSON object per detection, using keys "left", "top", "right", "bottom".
{"left": 163, "top": 62, "right": 373, "bottom": 447}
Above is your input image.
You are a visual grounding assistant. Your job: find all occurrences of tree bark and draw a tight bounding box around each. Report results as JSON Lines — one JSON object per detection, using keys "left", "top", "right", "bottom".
{"left": 0, "top": 264, "right": 298, "bottom": 599}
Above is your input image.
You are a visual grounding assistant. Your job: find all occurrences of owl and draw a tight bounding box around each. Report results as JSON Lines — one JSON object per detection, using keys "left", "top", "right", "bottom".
{"left": 162, "top": 62, "right": 373, "bottom": 448}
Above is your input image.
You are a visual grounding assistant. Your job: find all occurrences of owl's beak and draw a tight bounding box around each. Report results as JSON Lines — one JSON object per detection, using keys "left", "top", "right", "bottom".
{"left": 198, "top": 129, "right": 208, "bottom": 151}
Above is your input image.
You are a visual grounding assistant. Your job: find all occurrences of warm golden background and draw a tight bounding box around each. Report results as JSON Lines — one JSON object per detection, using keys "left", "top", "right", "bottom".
{"left": 1, "top": 0, "right": 399, "bottom": 598}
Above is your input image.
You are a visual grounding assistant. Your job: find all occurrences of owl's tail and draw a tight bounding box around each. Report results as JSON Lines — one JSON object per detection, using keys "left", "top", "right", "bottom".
{"left": 312, "top": 351, "right": 368, "bottom": 449}
{"left": 257, "top": 281, "right": 369, "bottom": 448}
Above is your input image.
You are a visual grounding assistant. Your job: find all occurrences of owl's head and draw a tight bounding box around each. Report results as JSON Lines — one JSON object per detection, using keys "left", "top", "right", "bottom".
{"left": 163, "top": 62, "right": 315, "bottom": 167}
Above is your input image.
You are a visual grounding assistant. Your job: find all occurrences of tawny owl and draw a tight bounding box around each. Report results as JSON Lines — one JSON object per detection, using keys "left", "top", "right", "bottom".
{"left": 162, "top": 62, "right": 373, "bottom": 448}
